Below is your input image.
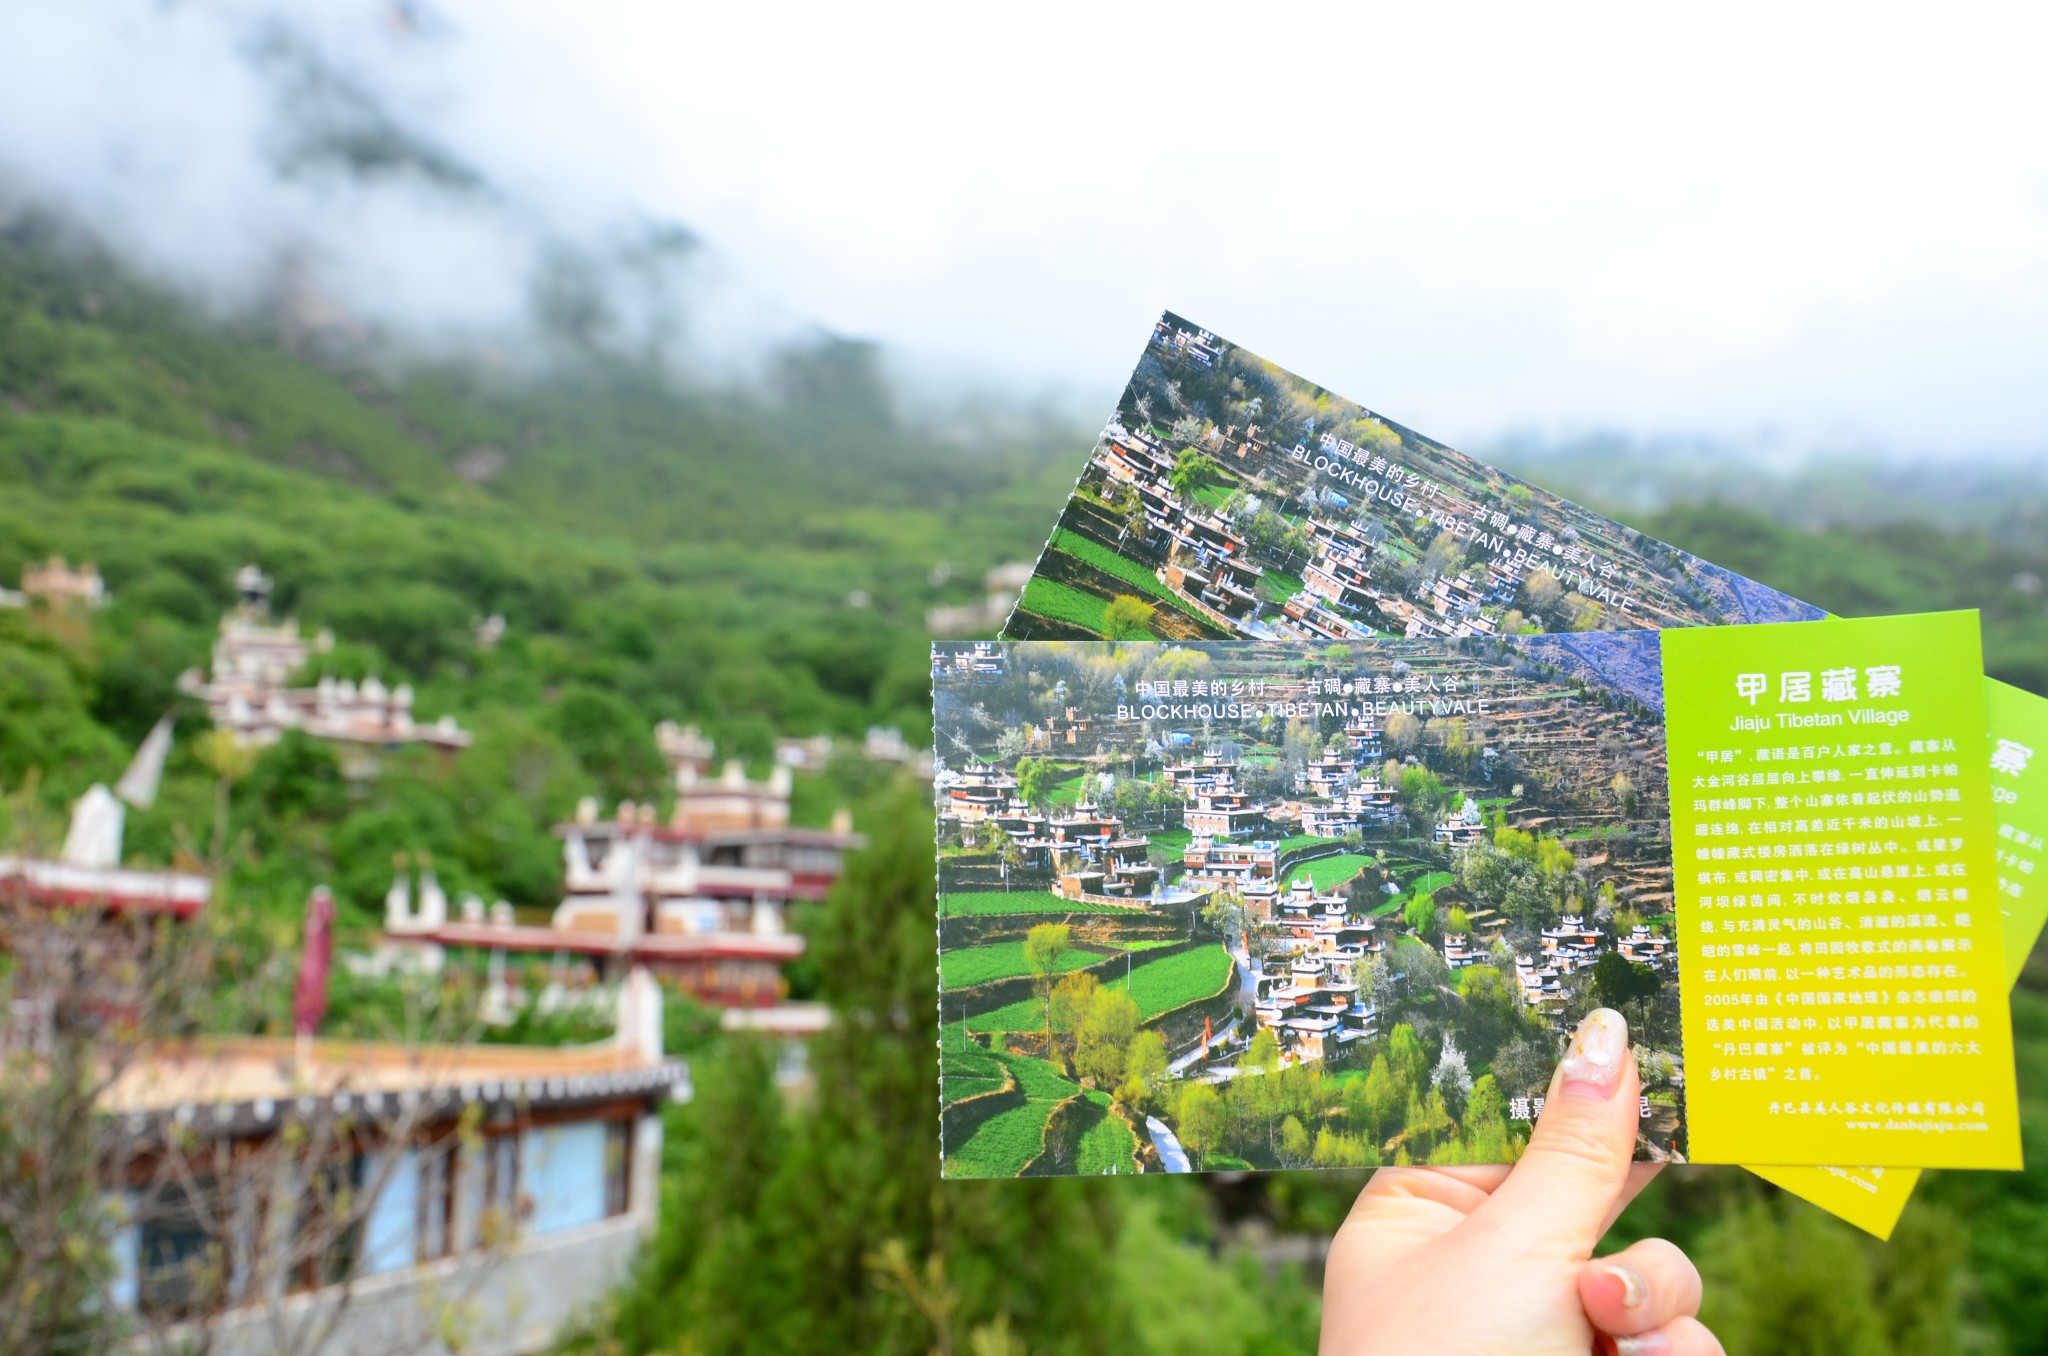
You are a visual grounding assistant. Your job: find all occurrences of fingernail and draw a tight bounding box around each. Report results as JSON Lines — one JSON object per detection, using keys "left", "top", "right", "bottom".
{"left": 1615, "top": 1334, "right": 1671, "bottom": 1355}
{"left": 1603, "top": 1262, "right": 1648, "bottom": 1309}
{"left": 1558, "top": 1007, "right": 1629, "bottom": 1099}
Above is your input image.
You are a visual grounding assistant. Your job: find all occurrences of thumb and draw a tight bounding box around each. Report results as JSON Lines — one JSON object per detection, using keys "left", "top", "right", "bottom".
{"left": 1475, "top": 1007, "right": 1641, "bottom": 1257}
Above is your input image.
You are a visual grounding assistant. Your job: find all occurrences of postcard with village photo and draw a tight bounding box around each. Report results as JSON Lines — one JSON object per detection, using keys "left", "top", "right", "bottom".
{"left": 1001, "top": 311, "right": 1825, "bottom": 646}
{"left": 933, "top": 634, "right": 1688, "bottom": 1177}
{"left": 933, "top": 620, "right": 2020, "bottom": 1178}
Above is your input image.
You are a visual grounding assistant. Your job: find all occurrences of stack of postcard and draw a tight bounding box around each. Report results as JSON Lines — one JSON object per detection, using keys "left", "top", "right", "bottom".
{"left": 931, "top": 313, "right": 2046, "bottom": 1238}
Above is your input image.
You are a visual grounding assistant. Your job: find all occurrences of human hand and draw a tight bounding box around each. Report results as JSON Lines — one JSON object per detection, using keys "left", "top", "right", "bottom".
{"left": 1319, "top": 1008, "right": 1720, "bottom": 1356}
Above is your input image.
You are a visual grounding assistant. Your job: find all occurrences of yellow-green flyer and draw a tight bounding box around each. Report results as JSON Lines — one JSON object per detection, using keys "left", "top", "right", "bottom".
{"left": 1752, "top": 678, "right": 2047, "bottom": 1233}
{"left": 1662, "top": 613, "right": 2021, "bottom": 1170}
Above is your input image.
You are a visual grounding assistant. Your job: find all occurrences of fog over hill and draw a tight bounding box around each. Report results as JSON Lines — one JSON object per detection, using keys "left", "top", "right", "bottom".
{"left": 6, "top": 2, "right": 2048, "bottom": 463}
{"left": 0, "top": 0, "right": 955, "bottom": 429}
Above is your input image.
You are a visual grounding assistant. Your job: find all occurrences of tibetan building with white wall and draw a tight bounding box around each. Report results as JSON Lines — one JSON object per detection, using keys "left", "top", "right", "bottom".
{"left": 99, "top": 973, "right": 681, "bottom": 1355}
{"left": 178, "top": 565, "right": 470, "bottom": 758}
{"left": 382, "top": 748, "right": 860, "bottom": 1009}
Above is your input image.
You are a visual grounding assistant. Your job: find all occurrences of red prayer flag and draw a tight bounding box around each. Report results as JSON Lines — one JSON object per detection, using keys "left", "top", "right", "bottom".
{"left": 293, "top": 885, "right": 336, "bottom": 1038}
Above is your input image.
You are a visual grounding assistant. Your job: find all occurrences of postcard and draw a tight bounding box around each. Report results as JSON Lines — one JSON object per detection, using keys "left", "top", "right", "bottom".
{"left": 932, "top": 613, "right": 2020, "bottom": 1177}
{"left": 993, "top": 311, "right": 2034, "bottom": 1215}
{"left": 1000, "top": 311, "right": 1824, "bottom": 646}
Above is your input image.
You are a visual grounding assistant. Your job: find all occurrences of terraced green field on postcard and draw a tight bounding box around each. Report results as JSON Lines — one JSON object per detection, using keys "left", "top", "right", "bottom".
{"left": 1257, "top": 569, "right": 1305, "bottom": 604}
{"left": 1148, "top": 828, "right": 1192, "bottom": 856}
{"left": 946, "top": 1101, "right": 1057, "bottom": 1177}
{"left": 1046, "top": 769, "right": 1093, "bottom": 805}
{"left": 1272, "top": 834, "right": 1342, "bottom": 857}
{"left": 944, "top": 1051, "right": 1086, "bottom": 1178}
{"left": 942, "top": 939, "right": 1100, "bottom": 989}
{"left": 940, "top": 891, "right": 1148, "bottom": 918}
{"left": 1047, "top": 528, "right": 1206, "bottom": 621}
{"left": 968, "top": 944, "right": 1233, "bottom": 1031}
{"left": 1283, "top": 853, "right": 1374, "bottom": 890}
{"left": 1017, "top": 576, "right": 1110, "bottom": 633}
{"left": 939, "top": 1039, "right": 1011, "bottom": 1104}
{"left": 1075, "top": 1090, "right": 1140, "bottom": 1174}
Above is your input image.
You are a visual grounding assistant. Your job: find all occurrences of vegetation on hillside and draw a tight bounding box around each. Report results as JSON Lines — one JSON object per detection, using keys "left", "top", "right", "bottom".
{"left": 2, "top": 215, "right": 2046, "bottom": 1353}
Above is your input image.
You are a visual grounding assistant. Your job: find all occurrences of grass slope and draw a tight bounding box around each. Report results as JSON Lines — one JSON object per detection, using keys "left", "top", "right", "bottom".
{"left": 1046, "top": 769, "right": 1092, "bottom": 806}
{"left": 946, "top": 1101, "right": 1057, "bottom": 1178}
{"left": 940, "top": 891, "right": 1146, "bottom": 918}
{"left": 1017, "top": 576, "right": 1110, "bottom": 634}
{"left": 1283, "top": 853, "right": 1374, "bottom": 890}
{"left": 939, "top": 1039, "right": 1010, "bottom": 1105}
{"left": 1046, "top": 528, "right": 1206, "bottom": 622}
{"left": 944, "top": 1049, "right": 1083, "bottom": 1178}
{"left": 1076, "top": 1090, "right": 1140, "bottom": 1174}
{"left": 1257, "top": 569, "right": 1306, "bottom": 604}
{"left": 941, "top": 939, "right": 1099, "bottom": 989}
{"left": 969, "top": 944, "right": 1234, "bottom": 1032}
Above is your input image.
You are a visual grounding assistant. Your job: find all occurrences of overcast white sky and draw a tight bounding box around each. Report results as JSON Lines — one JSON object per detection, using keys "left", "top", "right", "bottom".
{"left": 5, "top": 1, "right": 2047, "bottom": 455}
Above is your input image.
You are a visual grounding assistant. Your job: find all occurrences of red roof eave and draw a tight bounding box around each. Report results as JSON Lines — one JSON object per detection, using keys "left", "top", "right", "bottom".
{"left": 385, "top": 924, "right": 805, "bottom": 962}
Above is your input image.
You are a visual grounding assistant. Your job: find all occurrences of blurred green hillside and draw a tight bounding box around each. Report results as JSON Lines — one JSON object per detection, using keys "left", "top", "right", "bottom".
{"left": 3, "top": 212, "right": 2048, "bottom": 1354}
{"left": 0, "top": 214, "right": 1074, "bottom": 932}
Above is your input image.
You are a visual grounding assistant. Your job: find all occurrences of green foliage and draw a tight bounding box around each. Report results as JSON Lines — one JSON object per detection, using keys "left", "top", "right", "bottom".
{"left": 1175, "top": 1082, "right": 1227, "bottom": 1169}
{"left": 1593, "top": 949, "right": 1662, "bottom": 1009}
{"left": 1075, "top": 987, "right": 1141, "bottom": 1088}
{"left": 1458, "top": 831, "right": 1586, "bottom": 933}
{"left": 1403, "top": 891, "right": 1438, "bottom": 940}
{"left": 1167, "top": 448, "right": 1224, "bottom": 502}
{"left": 1107, "top": 1195, "right": 1322, "bottom": 1355}
{"left": 0, "top": 623, "right": 123, "bottom": 802}
{"left": 1396, "top": 762, "right": 1451, "bottom": 807}
{"left": 1455, "top": 965, "right": 1537, "bottom": 1066}
{"left": 1101, "top": 594, "right": 1158, "bottom": 641}
{"left": 1013, "top": 756, "right": 1059, "bottom": 809}
{"left": 546, "top": 683, "right": 668, "bottom": 800}
{"left": 581, "top": 788, "right": 1323, "bottom": 1352}
{"left": 1117, "top": 1029, "right": 1170, "bottom": 1115}
{"left": 1021, "top": 923, "right": 1073, "bottom": 975}
{"left": 0, "top": 223, "right": 1097, "bottom": 937}
{"left": 1695, "top": 1198, "right": 1908, "bottom": 1355}
{"left": 1279, "top": 1114, "right": 1312, "bottom": 1167}
{"left": 1241, "top": 1026, "right": 1281, "bottom": 1074}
